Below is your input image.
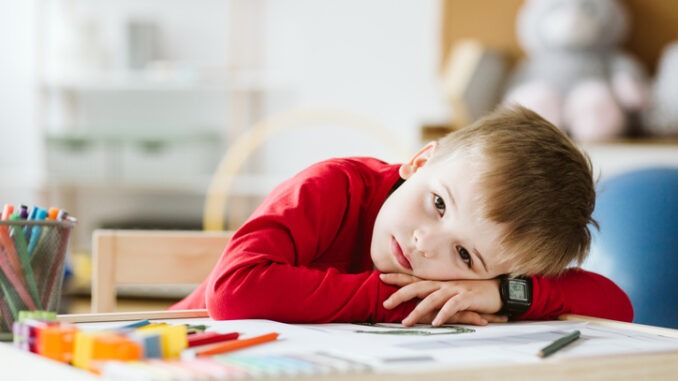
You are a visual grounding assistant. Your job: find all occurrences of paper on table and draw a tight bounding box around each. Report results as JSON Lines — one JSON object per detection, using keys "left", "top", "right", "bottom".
{"left": 297, "top": 320, "right": 590, "bottom": 371}
{"left": 553, "top": 324, "right": 678, "bottom": 359}
{"left": 75, "top": 318, "right": 678, "bottom": 374}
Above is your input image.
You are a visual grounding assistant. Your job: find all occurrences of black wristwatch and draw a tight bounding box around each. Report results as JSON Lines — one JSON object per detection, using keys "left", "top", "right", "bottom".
{"left": 499, "top": 275, "right": 532, "bottom": 318}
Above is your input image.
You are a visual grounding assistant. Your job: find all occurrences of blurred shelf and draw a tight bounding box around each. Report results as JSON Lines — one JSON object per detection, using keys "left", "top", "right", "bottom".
{"left": 44, "top": 129, "right": 222, "bottom": 192}
{"left": 44, "top": 174, "right": 286, "bottom": 197}
{"left": 581, "top": 139, "right": 678, "bottom": 179}
{"left": 41, "top": 69, "right": 290, "bottom": 92}
{"left": 421, "top": 123, "right": 678, "bottom": 179}
{"left": 581, "top": 137, "right": 678, "bottom": 146}
{"left": 45, "top": 128, "right": 222, "bottom": 143}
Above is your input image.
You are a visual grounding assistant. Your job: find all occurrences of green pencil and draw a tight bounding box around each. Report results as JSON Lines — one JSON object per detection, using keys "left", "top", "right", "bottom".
{"left": 538, "top": 330, "right": 581, "bottom": 358}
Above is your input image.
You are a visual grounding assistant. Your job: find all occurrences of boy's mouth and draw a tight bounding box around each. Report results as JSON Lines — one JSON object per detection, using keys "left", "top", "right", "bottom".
{"left": 391, "top": 237, "right": 412, "bottom": 270}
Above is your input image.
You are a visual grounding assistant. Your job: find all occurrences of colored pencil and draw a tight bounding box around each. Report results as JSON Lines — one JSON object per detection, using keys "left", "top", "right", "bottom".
{"left": 538, "top": 330, "right": 580, "bottom": 358}
{"left": 195, "top": 332, "right": 279, "bottom": 357}
{"left": 188, "top": 331, "right": 239, "bottom": 347}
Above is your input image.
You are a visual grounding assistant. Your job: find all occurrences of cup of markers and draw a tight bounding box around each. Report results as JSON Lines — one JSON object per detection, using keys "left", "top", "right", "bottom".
{"left": 0, "top": 204, "right": 76, "bottom": 340}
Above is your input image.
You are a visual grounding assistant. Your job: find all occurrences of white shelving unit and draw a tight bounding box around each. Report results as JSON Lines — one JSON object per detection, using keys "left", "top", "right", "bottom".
{"left": 36, "top": 0, "right": 278, "bottom": 249}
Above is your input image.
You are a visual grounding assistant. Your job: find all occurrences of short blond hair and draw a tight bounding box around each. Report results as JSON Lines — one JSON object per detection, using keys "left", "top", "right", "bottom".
{"left": 431, "top": 106, "right": 597, "bottom": 276}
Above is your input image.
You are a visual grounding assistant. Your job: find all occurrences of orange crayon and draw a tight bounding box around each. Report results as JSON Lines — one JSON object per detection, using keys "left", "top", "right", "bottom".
{"left": 195, "top": 332, "right": 279, "bottom": 357}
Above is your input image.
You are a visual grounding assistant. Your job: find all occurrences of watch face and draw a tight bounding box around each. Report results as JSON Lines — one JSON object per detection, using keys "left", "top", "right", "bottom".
{"left": 508, "top": 281, "right": 529, "bottom": 302}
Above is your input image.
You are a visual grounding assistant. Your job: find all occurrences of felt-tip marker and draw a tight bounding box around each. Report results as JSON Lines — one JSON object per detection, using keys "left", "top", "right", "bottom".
{"left": 538, "top": 330, "right": 580, "bottom": 358}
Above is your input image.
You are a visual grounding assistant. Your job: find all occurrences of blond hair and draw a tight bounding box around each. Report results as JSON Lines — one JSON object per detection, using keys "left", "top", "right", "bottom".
{"left": 431, "top": 106, "right": 597, "bottom": 276}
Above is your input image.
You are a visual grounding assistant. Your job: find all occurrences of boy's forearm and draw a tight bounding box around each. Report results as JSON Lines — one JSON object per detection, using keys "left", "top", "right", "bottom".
{"left": 519, "top": 268, "right": 633, "bottom": 322}
{"left": 205, "top": 264, "right": 414, "bottom": 323}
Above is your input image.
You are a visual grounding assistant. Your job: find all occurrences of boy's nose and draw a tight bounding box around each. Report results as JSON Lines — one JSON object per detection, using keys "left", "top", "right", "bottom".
{"left": 413, "top": 228, "right": 442, "bottom": 258}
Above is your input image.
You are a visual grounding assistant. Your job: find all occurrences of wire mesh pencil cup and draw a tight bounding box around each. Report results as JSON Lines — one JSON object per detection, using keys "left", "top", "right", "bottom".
{"left": 0, "top": 219, "right": 75, "bottom": 338}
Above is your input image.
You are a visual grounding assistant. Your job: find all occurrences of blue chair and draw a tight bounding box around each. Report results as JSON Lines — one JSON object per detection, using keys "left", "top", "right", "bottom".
{"left": 585, "top": 167, "right": 678, "bottom": 328}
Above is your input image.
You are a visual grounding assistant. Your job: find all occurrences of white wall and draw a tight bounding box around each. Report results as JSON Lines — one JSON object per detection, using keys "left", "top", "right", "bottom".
{"left": 0, "top": 0, "right": 41, "bottom": 204}
{"left": 265, "top": 0, "right": 446, "bottom": 150}
{"left": 256, "top": 0, "right": 447, "bottom": 175}
{"left": 266, "top": 0, "right": 441, "bottom": 126}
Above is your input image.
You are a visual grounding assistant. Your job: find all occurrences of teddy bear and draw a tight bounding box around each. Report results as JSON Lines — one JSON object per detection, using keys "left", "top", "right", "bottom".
{"left": 642, "top": 41, "right": 678, "bottom": 137}
{"left": 503, "top": 0, "right": 650, "bottom": 142}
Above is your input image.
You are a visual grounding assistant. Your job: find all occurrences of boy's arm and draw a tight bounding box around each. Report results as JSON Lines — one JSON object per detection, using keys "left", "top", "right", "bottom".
{"left": 381, "top": 267, "right": 633, "bottom": 325}
{"left": 204, "top": 160, "right": 415, "bottom": 323}
{"left": 520, "top": 267, "right": 634, "bottom": 322}
{"left": 206, "top": 244, "right": 414, "bottom": 323}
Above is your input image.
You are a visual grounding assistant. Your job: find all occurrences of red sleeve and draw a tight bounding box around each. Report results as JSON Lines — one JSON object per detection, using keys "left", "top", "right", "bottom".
{"left": 520, "top": 267, "right": 633, "bottom": 322}
{"left": 205, "top": 161, "right": 414, "bottom": 323}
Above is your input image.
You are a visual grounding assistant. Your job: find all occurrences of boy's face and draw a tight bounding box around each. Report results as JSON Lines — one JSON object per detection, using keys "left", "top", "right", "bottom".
{"left": 371, "top": 142, "right": 510, "bottom": 280}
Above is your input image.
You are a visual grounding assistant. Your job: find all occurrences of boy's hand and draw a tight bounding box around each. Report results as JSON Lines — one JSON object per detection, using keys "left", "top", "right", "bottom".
{"left": 380, "top": 273, "right": 506, "bottom": 327}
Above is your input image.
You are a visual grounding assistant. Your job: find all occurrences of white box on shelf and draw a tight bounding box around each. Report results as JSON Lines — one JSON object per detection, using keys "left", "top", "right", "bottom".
{"left": 119, "top": 133, "right": 221, "bottom": 188}
{"left": 45, "top": 135, "right": 111, "bottom": 184}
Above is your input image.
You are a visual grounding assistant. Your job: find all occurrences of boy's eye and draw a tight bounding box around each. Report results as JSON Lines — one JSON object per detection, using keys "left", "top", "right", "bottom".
{"left": 457, "top": 246, "right": 472, "bottom": 269}
{"left": 433, "top": 194, "right": 446, "bottom": 216}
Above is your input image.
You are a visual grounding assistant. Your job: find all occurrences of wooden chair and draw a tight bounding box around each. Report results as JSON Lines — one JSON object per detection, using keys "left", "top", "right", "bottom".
{"left": 91, "top": 229, "right": 233, "bottom": 313}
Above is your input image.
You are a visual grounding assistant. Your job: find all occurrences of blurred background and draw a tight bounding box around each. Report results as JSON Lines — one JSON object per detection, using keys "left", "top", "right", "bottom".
{"left": 1, "top": 0, "right": 445, "bottom": 248}
{"left": 1, "top": 0, "right": 677, "bottom": 317}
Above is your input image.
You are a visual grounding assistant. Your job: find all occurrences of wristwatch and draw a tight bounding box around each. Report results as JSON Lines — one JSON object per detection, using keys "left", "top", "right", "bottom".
{"left": 499, "top": 276, "right": 532, "bottom": 318}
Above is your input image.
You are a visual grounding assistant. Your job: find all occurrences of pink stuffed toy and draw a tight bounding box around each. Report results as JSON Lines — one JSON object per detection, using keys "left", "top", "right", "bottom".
{"left": 504, "top": 0, "right": 650, "bottom": 142}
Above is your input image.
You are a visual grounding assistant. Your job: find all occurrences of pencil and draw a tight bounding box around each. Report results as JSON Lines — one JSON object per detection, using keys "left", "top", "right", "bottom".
{"left": 187, "top": 331, "right": 239, "bottom": 347}
{"left": 538, "top": 330, "right": 581, "bottom": 358}
{"left": 195, "top": 332, "right": 279, "bottom": 357}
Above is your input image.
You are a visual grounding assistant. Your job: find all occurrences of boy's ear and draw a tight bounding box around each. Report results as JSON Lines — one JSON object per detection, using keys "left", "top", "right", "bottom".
{"left": 399, "top": 141, "right": 438, "bottom": 179}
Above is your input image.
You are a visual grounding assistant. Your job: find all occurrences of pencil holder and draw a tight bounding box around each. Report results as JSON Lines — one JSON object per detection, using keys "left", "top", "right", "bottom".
{"left": 0, "top": 219, "right": 75, "bottom": 340}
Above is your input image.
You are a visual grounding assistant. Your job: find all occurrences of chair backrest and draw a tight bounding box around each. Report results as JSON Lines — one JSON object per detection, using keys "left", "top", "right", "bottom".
{"left": 202, "top": 107, "right": 410, "bottom": 231}
{"left": 91, "top": 229, "right": 233, "bottom": 313}
{"left": 585, "top": 167, "right": 678, "bottom": 328}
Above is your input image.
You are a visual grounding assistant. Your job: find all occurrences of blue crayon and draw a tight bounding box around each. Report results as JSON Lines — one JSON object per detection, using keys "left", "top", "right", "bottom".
{"left": 26, "top": 207, "right": 48, "bottom": 256}
{"left": 119, "top": 319, "right": 151, "bottom": 330}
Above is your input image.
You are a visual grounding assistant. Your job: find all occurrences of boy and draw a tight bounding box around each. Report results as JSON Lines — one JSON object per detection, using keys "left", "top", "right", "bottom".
{"left": 171, "top": 106, "right": 632, "bottom": 325}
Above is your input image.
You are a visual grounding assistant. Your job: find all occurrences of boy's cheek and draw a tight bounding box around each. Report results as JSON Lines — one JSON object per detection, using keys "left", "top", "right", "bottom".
{"left": 372, "top": 250, "right": 402, "bottom": 275}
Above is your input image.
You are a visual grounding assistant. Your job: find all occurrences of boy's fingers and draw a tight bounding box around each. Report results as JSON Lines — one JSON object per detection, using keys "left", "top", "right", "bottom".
{"left": 440, "top": 311, "right": 488, "bottom": 326}
{"left": 434, "top": 312, "right": 505, "bottom": 326}
{"left": 401, "top": 289, "right": 450, "bottom": 326}
{"left": 479, "top": 313, "right": 509, "bottom": 323}
{"left": 379, "top": 273, "right": 420, "bottom": 286}
{"left": 431, "top": 295, "right": 471, "bottom": 326}
{"left": 383, "top": 281, "right": 438, "bottom": 309}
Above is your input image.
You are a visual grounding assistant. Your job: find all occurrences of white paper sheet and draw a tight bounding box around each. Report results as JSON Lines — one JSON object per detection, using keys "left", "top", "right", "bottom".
{"left": 77, "top": 318, "right": 678, "bottom": 375}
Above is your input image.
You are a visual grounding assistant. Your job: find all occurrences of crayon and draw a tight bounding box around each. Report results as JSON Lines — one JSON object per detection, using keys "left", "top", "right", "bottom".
{"left": 47, "top": 208, "right": 60, "bottom": 221}
{"left": 0, "top": 215, "right": 22, "bottom": 281}
{"left": 0, "top": 246, "right": 36, "bottom": 310}
{"left": 18, "top": 205, "right": 29, "bottom": 219}
{"left": 27, "top": 208, "right": 48, "bottom": 256}
{"left": 538, "top": 330, "right": 580, "bottom": 358}
{"left": 191, "top": 332, "right": 279, "bottom": 358}
{"left": 1, "top": 204, "right": 14, "bottom": 220}
{"left": 119, "top": 319, "right": 151, "bottom": 330}
{"left": 8, "top": 214, "right": 42, "bottom": 309}
{"left": 187, "top": 331, "right": 239, "bottom": 347}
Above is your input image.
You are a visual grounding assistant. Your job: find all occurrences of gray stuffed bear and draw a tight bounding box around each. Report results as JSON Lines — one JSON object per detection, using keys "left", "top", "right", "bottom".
{"left": 643, "top": 41, "right": 678, "bottom": 137}
{"left": 503, "top": 0, "right": 650, "bottom": 142}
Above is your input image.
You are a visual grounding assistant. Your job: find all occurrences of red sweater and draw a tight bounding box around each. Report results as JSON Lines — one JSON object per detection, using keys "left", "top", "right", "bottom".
{"left": 171, "top": 157, "right": 633, "bottom": 323}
